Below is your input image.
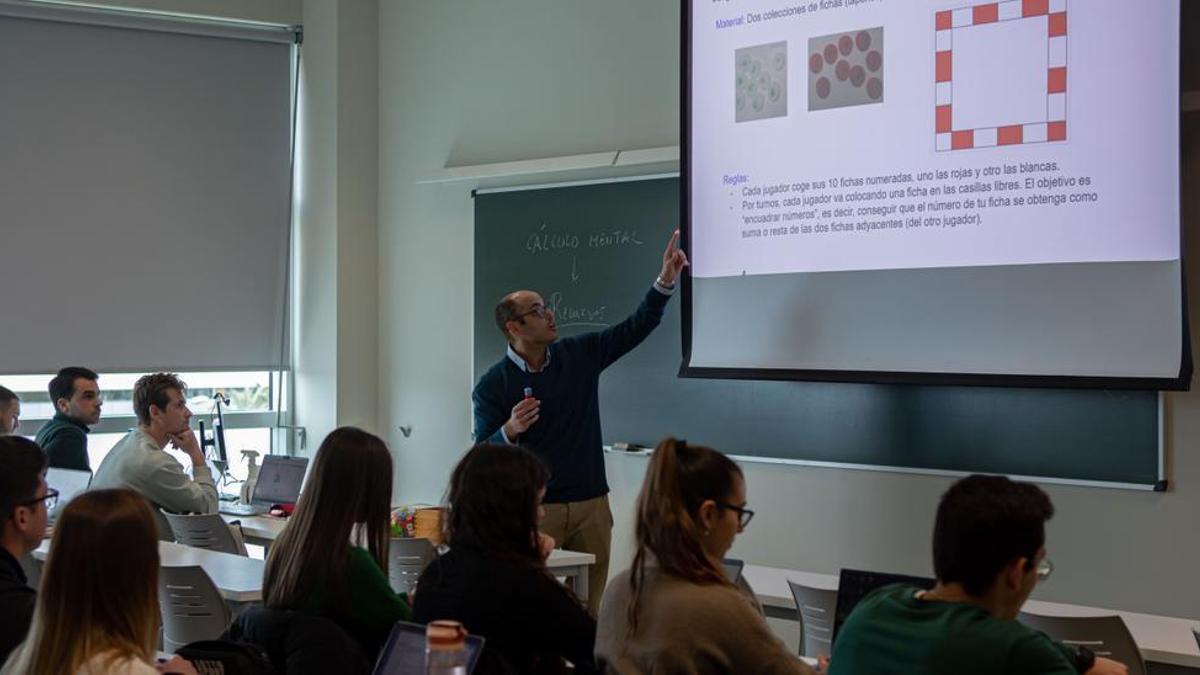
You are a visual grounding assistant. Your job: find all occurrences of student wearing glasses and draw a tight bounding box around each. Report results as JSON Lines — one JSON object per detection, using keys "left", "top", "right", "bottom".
{"left": 473, "top": 231, "right": 688, "bottom": 615}
{"left": 2, "top": 489, "right": 197, "bottom": 674}
{"left": 829, "top": 475, "right": 1127, "bottom": 675}
{"left": 595, "top": 438, "right": 817, "bottom": 674}
{"left": 0, "top": 437, "right": 51, "bottom": 666}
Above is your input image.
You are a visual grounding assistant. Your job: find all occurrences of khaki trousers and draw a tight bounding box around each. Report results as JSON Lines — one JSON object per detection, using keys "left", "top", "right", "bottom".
{"left": 541, "top": 494, "right": 612, "bottom": 616}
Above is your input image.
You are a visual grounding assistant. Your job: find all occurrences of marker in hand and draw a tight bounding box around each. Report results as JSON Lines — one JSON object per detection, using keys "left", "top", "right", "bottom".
{"left": 524, "top": 386, "right": 534, "bottom": 399}
{"left": 506, "top": 387, "right": 540, "bottom": 440}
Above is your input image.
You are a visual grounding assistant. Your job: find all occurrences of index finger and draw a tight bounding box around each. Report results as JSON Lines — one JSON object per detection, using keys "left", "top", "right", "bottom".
{"left": 666, "top": 229, "right": 680, "bottom": 254}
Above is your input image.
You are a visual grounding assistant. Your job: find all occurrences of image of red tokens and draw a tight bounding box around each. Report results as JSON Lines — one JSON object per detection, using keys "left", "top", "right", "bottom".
{"left": 808, "top": 26, "right": 884, "bottom": 111}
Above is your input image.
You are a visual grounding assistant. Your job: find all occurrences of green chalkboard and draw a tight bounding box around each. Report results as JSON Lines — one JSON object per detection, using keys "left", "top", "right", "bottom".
{"left": 473, "top": 177, "right": 1162, "bottom": 487}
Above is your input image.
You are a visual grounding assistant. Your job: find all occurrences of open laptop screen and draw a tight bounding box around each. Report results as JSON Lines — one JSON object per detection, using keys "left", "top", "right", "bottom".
{"left": 45, "top": 467, "right": 91, "bottom": 519}
{"left": 373, "top": 621, "right": 484, "bottom": 675}
{"left": 833, "top": 568, "right": 935, "bottom": 644}
{"left": 251, "top": 456, "right": 307, "bottom": 505}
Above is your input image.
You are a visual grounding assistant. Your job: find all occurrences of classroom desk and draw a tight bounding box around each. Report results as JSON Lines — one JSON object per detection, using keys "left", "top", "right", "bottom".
{"left": 34, "top": 539, "right": 264, "bottom": 603}
{"left": 743, "top": 564, "right": 1200, "bottom": 670}
{"left": 222, "top": 514, "right": 597, "bottom": 602}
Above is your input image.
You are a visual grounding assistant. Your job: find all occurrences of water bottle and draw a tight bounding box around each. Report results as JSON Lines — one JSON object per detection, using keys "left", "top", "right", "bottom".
{"left": 240, "top": 450, "right": 260, "bottom": 504}
{"left": 425, "top": 620, "right": 468, "bottom": 675}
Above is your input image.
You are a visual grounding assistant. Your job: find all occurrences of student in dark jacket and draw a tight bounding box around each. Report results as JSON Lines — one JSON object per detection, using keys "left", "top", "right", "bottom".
{"left": 262, "top": 428, "right": 410, "bottom": 659}
{"left": 0, "top": 437, "right": 49, "bottom": 666}
{"left": 414, "top": 443, "right": 597, "bottom": 675}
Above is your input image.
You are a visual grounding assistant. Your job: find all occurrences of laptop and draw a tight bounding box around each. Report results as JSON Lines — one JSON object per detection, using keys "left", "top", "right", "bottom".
{"left": 832, "top": 568, "right": 936, "bottom": 644}
{"left": 45, "top": 468, "right": 92, "bottom": 523}
{"left": 373, "top": 621, "right": 485, "bottom": 675}
{"left": 219, "top": 455, "right": 308, "bottom": 517}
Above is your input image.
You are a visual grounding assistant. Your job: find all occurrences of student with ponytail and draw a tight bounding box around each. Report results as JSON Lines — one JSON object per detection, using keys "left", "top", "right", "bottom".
{"left": 595, "top": 438, "right": 818, "bottom": 674}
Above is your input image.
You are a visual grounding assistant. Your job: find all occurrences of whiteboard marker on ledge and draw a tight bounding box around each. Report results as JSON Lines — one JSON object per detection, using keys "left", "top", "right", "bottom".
{"left": 613, "top": 442, "right": 649, "bottom": 453}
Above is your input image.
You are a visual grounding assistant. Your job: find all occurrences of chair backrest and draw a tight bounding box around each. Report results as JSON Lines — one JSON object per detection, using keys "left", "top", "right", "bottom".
{"left": 1018, "top": 612, "right": 1146, "bottom": 675}
{"left": 388, "top": 538, "right": 436, "bottom": 595}
{"left": 162, "top": 510, "right": 248, "bottom": 556}
{"left": 227, "top": 606, "right": 370, "bottom": 675}
{"left": 788, "top": 580, "right": 837, "bottom": 658}
{"left": 158, "top": 565, "right": 234, "bottom": 653}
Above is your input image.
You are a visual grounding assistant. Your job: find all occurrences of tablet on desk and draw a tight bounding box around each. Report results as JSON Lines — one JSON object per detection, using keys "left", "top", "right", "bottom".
{"left": 373, "top": 621, "right": 484, "bottom": 675}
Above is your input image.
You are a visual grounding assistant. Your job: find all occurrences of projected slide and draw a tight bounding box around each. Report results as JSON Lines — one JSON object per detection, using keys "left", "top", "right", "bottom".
{"left": 690, "top": 0, "right": 1179, "bottom": 278}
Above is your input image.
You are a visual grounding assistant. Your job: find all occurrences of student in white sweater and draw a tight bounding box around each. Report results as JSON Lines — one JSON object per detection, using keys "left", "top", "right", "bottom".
{"left": 1, "top": 489, "right": 196, "bottom": 674}
{"left": 596, "top": 438, "right": 823, "bottom": 675}
{"left": 91, "top": 373, "right": 217, "bottom": 541}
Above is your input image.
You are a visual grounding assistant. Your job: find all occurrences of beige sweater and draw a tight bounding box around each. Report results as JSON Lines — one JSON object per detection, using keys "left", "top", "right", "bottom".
{"left": 596, "top": 567, "right": 817, "bottom": 675}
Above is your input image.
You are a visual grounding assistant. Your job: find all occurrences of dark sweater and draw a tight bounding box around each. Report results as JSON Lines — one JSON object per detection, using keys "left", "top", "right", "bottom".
{"left": 413, "top": 547, "right": 597, "bottom": 675}
{"left": 34, "top": 412, "right": 90, "bottom": 471}
{"left": 472, "top": 286, "right": 670, "bottom": 503}
{"left": 0, "top": 547, "right": 35, "bottom": 667}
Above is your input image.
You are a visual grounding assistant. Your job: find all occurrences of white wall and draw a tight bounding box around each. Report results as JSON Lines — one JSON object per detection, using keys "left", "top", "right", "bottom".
{"left": 379, "top": 0, "right": 1200, "bottom": 620}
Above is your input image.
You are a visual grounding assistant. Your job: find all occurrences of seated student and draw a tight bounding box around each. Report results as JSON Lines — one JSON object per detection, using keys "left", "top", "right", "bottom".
{"left": 829, "top": 474, "right": 1126, "bottom": 675}
{"left": 1, "top": 488, "right": 197, "bottom": 675}
{"left": 262, "top": 427, "right": 410, "bottom": 658}
{"left": 413, "top": 443, "right": 597, "bottom": 675}
{"left": 91, "top": 373, "right": 217, "bottom": 540}
{"left": 0, "top": 438, "right": 47, "bottom": 666}
{"left": 0, "top": 387, "right": 19, "bottom": 436}
{"left": 595, "top": 438, "right": 816, "bottom": 675}
{"left": 35, "top": 367, "right": 102, "bottom": 470}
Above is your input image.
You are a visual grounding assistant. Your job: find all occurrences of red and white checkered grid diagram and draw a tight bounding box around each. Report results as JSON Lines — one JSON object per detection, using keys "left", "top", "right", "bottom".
{"left": 934, "top": 0, "right": 1067, "bottom": 152}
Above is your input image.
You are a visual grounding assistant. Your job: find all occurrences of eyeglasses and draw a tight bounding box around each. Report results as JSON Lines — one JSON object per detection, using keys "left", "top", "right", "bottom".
{"left": 20, "top": 488, "right": 59, "bottom": 511}
{"left": 1036, "top": 556, "right": 1054, "bottom": 582}
{"left": 717, "top": 502, "right": 755, "bottom": 528}
{"left": 516, "top": 304, "right": 552, "bottom": 321}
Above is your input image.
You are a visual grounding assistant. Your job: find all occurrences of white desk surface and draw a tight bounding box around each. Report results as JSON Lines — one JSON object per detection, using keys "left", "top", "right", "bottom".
{"left": 744, "top": 564, "right": 1200, "bottom": 669}
{"left": 35, "top": 539, "right": 264, "bottom": 603}
{"left": 224, "top": 514, "right": 596, "bottom": 571}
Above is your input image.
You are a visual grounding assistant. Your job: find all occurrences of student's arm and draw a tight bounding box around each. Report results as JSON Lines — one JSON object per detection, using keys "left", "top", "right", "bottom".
{"left": 140, "top": 451, "right": 218, "bottom": 516}
{"left": 1011, "top": 633, "right": 1091, "bottom": 675}
{"left": 523, "top": 573, "right": 599, "bottom": 674}
{"left": 347, "top": 546, "right": 411, "bottom": 632}
{"left": 41, "top": 427, "right": 89, "bottom": 471}
{"left": 712, "top": 590, "right": 817, "bottom": 675}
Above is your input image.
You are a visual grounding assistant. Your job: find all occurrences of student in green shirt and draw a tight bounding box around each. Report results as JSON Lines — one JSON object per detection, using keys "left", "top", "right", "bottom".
{"left": 34, "top": 367, "right": 102, "bottom": 471}
{"left": 262, "top": 427, "right": 409, "bottom": 658}
{"left": 830, "top": 475, "right": 1127, "bottom": 675}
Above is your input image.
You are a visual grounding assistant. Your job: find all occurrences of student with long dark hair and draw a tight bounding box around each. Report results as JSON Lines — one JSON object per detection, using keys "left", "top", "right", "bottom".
{"left": 2, "top": 489, "right": 196, "bottom": 675}
{"left": 262, "top": 427, "right": 409, "bottom": 657}
{"left": 413, "top": 443, "right": 597, "bottom": 675}
{"left": 595, "top": 438, "right": 816, "bottom": 674}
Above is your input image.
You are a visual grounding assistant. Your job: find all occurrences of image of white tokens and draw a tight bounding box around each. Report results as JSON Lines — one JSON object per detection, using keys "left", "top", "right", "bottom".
{"left": 735, "top": 41, "right": 787, "bottom": 123}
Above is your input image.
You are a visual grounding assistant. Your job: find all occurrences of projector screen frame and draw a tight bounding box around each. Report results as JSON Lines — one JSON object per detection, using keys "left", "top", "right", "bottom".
{"left": 678, "top": 0, "right": 1192, "bottom": 391}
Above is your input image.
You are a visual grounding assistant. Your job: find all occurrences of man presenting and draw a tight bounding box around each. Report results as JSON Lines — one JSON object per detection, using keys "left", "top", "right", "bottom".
{"left": 35, "top": 367, "right": 102, "bottom": 471}
{"left": 473, "top": 230, "right": 688, "bottom": 614}
{"left": 92, "top": 372, "right": 218, "bottom": 540}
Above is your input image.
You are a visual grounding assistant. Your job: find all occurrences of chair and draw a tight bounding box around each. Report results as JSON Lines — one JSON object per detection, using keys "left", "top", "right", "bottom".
{"left": 158, "top": 565, "right": 234, "bottom": 653}
{"left": 162, "top": 510, "right": 248, "bottom": 556}
{"left": 388, "top": 537, "right": 436, "bottom": 595}
{"left": 1018, "top": 612, "right": 1147, "bottom": 675}
{"left": 787, "top": 580, "right": 837, "bottom": 658}
{"left": 226, "top": 606, "right": 370, "bottom": 675}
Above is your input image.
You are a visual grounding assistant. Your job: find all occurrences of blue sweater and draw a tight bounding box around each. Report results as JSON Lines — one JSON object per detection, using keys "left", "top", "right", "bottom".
{"left": 472, "top": 286, "right": 670, "bottom": 503}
